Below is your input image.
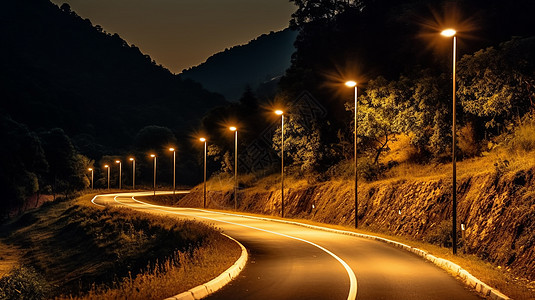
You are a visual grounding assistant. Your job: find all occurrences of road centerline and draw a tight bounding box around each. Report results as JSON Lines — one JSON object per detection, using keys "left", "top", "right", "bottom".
{"left": 106, "top": 194, "right": 358, "bottom": 300}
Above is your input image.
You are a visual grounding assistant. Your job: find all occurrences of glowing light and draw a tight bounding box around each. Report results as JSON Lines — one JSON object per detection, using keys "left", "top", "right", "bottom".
{"left": 345, "top": 81, "right": 357, "bottom": 88}
{"left": 275, "top": 110, "right": 283, "bottom": 115}
{"left": 150, "top": 154, "right": 156, "bottom": 158}
{"left": 200, "top": 137, "right": 206, "bottom": 142}
{"left": 115, "top": 160, "right": 120, "bottom": 164}
{"left": 129, "top": 157, "right": 134, "bottom": 161}
{"left": 104, "top": 165, "right": 109, "bottom": 168}
{"left": 229, "top": 126, "right": 237, "bottom": 132}
{"left": 169, "top": 147, "right": 175, "bottom": 152}
{"left": 441, "top": 29, "right": 456, "bottom": 37}
{"left": 88, "top": 168, "right": 93, "bottom": 171}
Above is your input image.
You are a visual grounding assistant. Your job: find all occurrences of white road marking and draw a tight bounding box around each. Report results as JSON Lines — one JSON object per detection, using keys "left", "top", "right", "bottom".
{"left": 107, "top": 194, "right": 358, "bottom": 300}
{"left": 91, "top": 195, "right": 105, "bottom": 207}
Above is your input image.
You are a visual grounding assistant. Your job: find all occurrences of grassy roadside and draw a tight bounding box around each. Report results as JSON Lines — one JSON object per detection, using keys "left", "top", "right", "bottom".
{"left": 0, "top": 193, "right": 240, "bottom": 299}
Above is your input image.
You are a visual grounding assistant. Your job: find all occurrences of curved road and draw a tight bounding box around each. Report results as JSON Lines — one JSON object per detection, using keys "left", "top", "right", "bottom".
{"left": 92, "top": 191, "right": 482, "bottom": 300}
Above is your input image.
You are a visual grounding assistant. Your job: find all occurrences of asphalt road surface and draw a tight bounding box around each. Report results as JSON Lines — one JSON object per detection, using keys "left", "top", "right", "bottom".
{"left": 92, "top": 192, "right": 482, "bottom": 300}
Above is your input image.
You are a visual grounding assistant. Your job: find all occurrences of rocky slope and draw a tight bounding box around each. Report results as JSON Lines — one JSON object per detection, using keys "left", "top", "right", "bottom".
{"left": 179, "top": 167, "right": 535, "bottom": 282}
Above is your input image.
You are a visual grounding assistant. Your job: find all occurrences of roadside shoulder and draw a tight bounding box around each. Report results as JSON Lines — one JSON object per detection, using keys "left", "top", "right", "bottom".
{"left": 164, "top": 233, "right": 248, "bottom": 300}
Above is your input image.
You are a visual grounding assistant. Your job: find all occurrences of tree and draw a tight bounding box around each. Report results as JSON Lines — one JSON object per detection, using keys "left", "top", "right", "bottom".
{"left": 355, "top": 77, "right": 411, "bottom": 164}
{"left": 0, "top": 116, "right": 48, "bottom": 216}
{"left": 272, "top": 114, "right": 324, "bottom": 173}
{"left": 134, "top": 125, "right": 178, "bottom": 153}
{"left": 345, "top": 72, "right": 452, "bottom": 164}
{"left": 39, "top": 128, "right": 90, "bottom": 197}
{"left": 457, "top": 37, "right": 535, "bottom": 131}
{"left": 289, "top": 0, "right": 355, "bottom": 29}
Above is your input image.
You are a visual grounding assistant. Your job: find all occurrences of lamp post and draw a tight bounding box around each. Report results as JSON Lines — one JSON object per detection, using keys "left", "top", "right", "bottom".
{"left": 115, "top": 160, "right": 122, "bottom": 190}
{"left": 150, "top": 154, "right": 157, "bottom": 197}
{"left": 129, "top": 157, "right": 135, "bottom": 190}
{"left": 200, "top": 138, "right": 207, "bottom": 208}
{"left": 229, "top": 126, "right": 238, "bottom": 210}
{"left": 169, "top": 148, "right": 176, "bottom": 195}
{"left": 345, "top": 80, "right": 358, "bottom": 228}
{"left": 88, "top": 168, "right": 94, "bottom": 190}
{"left": 275, "top": 110, "right": 285, "bottom": 218}
{"left": 441, "top": 28, "right": 458, "bottom": 255}
{"left": 104, "top": 165, "right": 110, "bottom": 190}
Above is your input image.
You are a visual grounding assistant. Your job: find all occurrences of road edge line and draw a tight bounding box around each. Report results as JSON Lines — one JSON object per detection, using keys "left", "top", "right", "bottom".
{"left": 129, "top": 196, "right": 357, "bottom": 300}
{"left": 291, "top": 223, "right": 510, "bottom": 300}
{"left": 163, "top": 233, "right": 248, "bottom": 300}
{"left": 180, "top": 208, "right": 510, "bottom": 300}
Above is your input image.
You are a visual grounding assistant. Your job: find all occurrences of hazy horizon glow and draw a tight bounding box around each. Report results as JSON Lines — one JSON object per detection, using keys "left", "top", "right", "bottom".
{"left": 50, "top": 0, "right": 296, "bottom": 73}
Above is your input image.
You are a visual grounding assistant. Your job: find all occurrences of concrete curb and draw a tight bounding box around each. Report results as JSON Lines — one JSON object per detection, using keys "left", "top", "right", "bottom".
{"left": 193, "top": 209, "right": 510, "bottom": 300}
{"left": 164, "top": 233, "right": 248, "bottom": 300}
{"left": 280, "top": 221, "right": 510, "bottom": 300}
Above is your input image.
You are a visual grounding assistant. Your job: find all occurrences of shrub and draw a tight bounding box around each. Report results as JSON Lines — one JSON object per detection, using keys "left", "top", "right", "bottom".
{"left": 326, "top": 159, "right": 353, "bottom": 180}
{"left": 424, "top": 220, "right": 452, "bottom": 247}
{"left": 0, "top": 265, "right": 51, "bottom": 300}
{"left": 358, "top": 161, "right": 386, "bottom": 181}
{"left": 509, "top": 123, "right": 535, "bottom": 152}
{"left": 458, "top": 123, "right": 481, "bottom": 158}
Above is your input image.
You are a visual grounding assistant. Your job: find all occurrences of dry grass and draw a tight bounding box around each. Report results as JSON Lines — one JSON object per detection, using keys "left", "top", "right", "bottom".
{"left": 206, "top": 173, "right": 235, "bottom": 191}
{"left": 0, "top": 242, "right": 20, "bottom": 277}
{"left": 1, "top": 193, "right": 240, "bottom": 299}
{"left": 384, "top": 145, "right": 535, "bottom": 182}
{"left": 60, "top": 240, "right": 239, "bottom": 300}
{"left": 203, "top": 170, "right": 311, "bottom": 194}
{"left": 377, "top": 122, "right": 535, "bottom": 182}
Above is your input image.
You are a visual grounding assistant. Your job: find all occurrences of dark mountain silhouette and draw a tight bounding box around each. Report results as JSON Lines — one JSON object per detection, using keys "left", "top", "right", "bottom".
{"left": 180, "top": 28, "right": 298, "bottom": 101}
{"left": 0, "top": 0, "right": 227, "bottom": 155}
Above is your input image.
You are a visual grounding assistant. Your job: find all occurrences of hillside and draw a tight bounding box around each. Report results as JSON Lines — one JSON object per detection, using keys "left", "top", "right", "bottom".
{"left": 172, "top": 145, "right": 535, "bottom": 299}
{"left": 0, "top": 194, "right": 240, "bottom": 298}
{"left": 180, "top": 29, "right": 298, "bottom": 101}
{"left": 0, "top": 0, "right": 226, "bottom": 154}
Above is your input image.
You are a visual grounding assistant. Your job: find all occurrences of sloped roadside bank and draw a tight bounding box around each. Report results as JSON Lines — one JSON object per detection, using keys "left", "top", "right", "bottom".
{"left": 170, "top": 167, "right": 535, "bottom": 299}
{"left": 0, "top": 193, "right": 240, "bottom": 299}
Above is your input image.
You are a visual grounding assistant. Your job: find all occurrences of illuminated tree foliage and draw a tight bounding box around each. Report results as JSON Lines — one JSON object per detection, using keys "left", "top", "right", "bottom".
{"left": 282, "top": 0, "right": 535, "bottom": 168}
{"left": 457, "top": 37, "right": 535, "bottom": 130}
{"left": 272, "top": 114, "right": 324, "bottom": 173}
{"left": 355, "top": 77, "right": 409, "bottom": 164}
{"left": 350, "top": 73, "right": 451, "bottom": 164}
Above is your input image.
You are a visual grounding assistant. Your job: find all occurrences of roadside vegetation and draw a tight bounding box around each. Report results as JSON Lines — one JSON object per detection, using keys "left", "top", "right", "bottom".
{"left": 0, "top": 193, "right": 240, "bottom": 300}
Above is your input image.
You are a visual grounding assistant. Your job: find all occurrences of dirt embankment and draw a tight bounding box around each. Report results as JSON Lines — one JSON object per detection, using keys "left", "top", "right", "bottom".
{"left": 180, "top": 167, "right": 535, "bottom": 281}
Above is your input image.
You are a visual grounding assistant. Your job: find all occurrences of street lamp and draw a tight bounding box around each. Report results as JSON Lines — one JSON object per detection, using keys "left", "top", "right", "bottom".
{"left": 129, "top": 157, "right": 135, "bottom": 190}
{"left": 169, "top": 148, "right": 176, "bottom": 195}
{"left": 150, "top": 154, "right": 157, "bottom": 196}
{"left": 200, "top": 138, "right": 207, "bottom": 208}
{"left": 441, "top": 28, "right": 458, "bottom": 255}
{"left": 229, "top": 126, "right": 238, "bottom": 210}
{"left": 275, "top": 110, "right": 285, "bottom": 218}
{"left": 88, "top": 168, "right": 94, "bottom": 190}
{"left": 104, "top": 164, "right": 110, "bottom": 190}
{"left": 115, "top": 160, "right": 122, "bottom": 190}
{"left": 345, "top": 80, "right": 358, "bottom": 229}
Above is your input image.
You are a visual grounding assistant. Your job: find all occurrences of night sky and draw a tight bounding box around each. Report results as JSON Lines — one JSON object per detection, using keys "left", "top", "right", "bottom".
{"left": 49, "top": 0, "right": 296, "bottom": 73}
